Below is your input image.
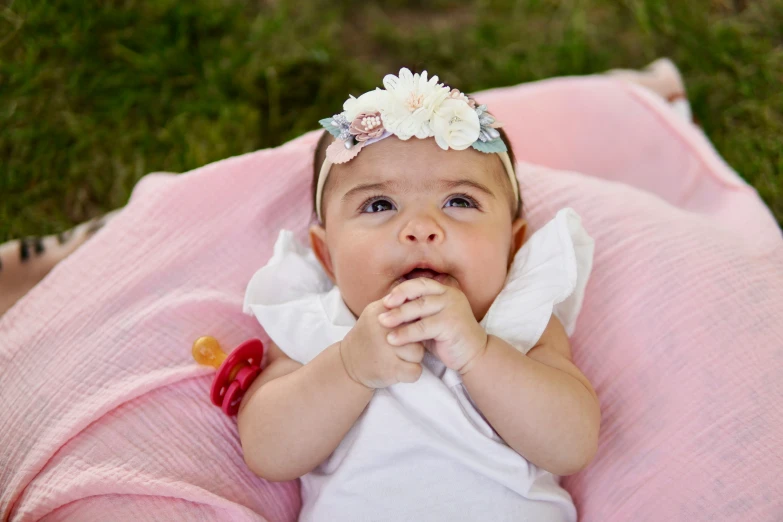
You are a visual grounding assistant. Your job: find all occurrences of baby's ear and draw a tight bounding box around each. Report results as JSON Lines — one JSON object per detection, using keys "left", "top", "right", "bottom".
{"left": 508, "top": 217, "right": 527, "bottom": 266}
{"left": 309, "top": 224, "right": 337, "bottom": 284}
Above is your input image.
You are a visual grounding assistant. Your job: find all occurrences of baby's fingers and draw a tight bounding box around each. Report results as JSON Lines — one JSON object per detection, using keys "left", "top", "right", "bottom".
{"left": 395, "top": 361, "right": 423, "bottom": 383}
{"left": 384, "top": 277, "right": 447, "bottom": 308}
{"left": 378, "top": 294, "right": 446, "bottom": 328}
{"left": 394, "top": 342, "right": 425, "bottom": 363}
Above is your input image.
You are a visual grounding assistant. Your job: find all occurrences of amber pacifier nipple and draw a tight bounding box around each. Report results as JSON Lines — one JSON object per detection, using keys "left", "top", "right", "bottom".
{"left": 191, "top": 336, "right": 265, "bottom": 416}
{"left": 192, "top": 336, "right": 227, "bottom": 369}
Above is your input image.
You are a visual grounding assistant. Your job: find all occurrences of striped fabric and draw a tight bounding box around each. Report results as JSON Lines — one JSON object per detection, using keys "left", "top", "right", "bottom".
{"left": 1, "top": 76, "right": 781, "bottom": 521}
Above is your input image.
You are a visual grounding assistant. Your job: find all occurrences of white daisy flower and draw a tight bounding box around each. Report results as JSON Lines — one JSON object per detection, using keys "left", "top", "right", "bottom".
{"left": 380, "top": 67, "right": 450, "bottom": 140}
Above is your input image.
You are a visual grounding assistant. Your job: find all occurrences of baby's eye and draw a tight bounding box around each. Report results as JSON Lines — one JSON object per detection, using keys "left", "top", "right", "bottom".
{"left": 445, "top": 194, "right": 478, "bottom": 209}
{"left": 362, "top": 197, "right": 395, "bottom": 213}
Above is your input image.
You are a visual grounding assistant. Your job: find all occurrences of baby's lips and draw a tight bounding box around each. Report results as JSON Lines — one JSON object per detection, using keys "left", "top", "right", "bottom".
{"left": 390, "top": 277, "right": 406, "bottom": 291}
{"left": 434, "top": 272, "right": 460, "bottom": 290}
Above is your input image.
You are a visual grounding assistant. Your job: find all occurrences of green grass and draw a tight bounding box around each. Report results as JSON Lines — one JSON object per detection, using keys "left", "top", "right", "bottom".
{"left": 1, "top": 0, "right": 781, "bottom": 241}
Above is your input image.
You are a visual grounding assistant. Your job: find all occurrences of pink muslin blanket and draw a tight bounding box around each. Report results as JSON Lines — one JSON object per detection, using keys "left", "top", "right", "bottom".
{"left": 1, "top": 76, "right": 782, "bottom": 521}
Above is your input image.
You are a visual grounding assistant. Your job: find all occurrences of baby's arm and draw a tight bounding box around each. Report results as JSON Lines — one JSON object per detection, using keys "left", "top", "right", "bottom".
{"left": 237, "top": 340, "right": 373, "bottom": 482}
{"left": 238, "top": 296, "right": 423, "bottom": 482}
{"left": 379, "top": 278, "right": 599, "bottom": 476}
{"left": 460, "top": 315, "right": 601, "bottom": 476}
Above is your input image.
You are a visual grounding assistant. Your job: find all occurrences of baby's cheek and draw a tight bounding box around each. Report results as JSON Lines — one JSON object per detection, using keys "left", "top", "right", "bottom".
{"left": 336, "top": 275, "right": 370, "bottom": 318}
{"left": 334, "top": 252, "right": 384, "bottom": 313}
{"left": 463, "top": 249, "right": 509, "bottom": 320}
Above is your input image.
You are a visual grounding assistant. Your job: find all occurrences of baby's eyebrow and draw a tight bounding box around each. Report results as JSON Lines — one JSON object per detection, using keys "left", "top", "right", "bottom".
{"left": 342, "top": 181, "right": 399, "bottom": 204}
{"left": 441, "top": 179, "right": 496, "bottom": 199}
{"left": 342, "top": 178, "right": 496, "bottom": 203}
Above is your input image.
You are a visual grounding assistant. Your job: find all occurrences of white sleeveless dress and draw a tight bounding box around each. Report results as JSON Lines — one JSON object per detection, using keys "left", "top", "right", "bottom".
{"left": 244, "top": 207, "right": 594, "bottom": 522}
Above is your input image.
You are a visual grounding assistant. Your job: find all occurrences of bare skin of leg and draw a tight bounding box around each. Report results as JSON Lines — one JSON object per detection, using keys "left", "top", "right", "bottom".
{"left": 605, "top": 57, "right": 687, "bottom": 103}
{"left": 0, "top": 209, "right": 121, "bottom": 317}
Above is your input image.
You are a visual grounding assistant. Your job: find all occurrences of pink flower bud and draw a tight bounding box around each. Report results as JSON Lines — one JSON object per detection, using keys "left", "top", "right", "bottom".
{"left": 349, "top": 111, "right": 385, "bottom": 142}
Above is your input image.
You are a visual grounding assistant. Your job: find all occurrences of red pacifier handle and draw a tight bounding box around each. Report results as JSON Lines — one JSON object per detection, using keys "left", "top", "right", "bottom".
{"left": 192, "top": 336, "right": 265, "bottom": 416}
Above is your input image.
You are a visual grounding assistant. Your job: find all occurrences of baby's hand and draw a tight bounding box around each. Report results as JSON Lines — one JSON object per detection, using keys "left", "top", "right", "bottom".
{"left": 340, "top": 298, "right": 425, "bottom": 389}
{"left": 378, "top": 278, "right": 488, "bottom": 374}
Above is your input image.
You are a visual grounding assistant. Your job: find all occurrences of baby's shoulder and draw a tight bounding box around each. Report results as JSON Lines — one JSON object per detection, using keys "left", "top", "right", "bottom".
{"left": 265, "top": 339, "right": 294, "bottom": 366}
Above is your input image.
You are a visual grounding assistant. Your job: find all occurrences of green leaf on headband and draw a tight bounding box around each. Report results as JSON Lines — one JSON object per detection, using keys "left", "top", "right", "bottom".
{"left": 472, "top": 138, "right": 508, "bottom": 153}
{"left": 319, "top": 118, "right": 342, "bottom": 138}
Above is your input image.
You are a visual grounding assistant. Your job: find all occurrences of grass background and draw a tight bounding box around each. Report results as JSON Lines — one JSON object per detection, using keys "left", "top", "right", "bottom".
{"left": 1, "top": 0, "right": 781, "bottom": 242}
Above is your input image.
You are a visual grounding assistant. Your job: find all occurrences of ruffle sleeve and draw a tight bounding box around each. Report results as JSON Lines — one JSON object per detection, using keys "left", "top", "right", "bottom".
{"left": 479, "top": 207, "right": 594, "bottom": 353}
{"left": 242, "top": 230, "right": 356, "bottom": 365}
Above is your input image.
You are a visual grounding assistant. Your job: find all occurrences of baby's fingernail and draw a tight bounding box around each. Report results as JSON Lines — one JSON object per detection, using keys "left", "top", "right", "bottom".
{"left": 384, "top": 294, "right": 393, "bottom": 304}
{"left": 387, "top": 332, "right": 397, "bottom": 342}
{"left": 379, "top": 312, "right": 390, "bottom": 320}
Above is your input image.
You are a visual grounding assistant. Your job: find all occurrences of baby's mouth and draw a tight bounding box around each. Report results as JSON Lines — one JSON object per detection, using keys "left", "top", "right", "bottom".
{"left": 403, "top": 268, "right": 442, "bottom": 280}
{"left": 394, "top": 268, "right": 455, "bottom": 289}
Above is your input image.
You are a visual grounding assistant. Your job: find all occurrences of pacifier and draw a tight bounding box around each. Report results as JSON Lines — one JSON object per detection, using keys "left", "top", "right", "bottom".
{"left": 192, "top": 336, "right": 265, "bottom": 416}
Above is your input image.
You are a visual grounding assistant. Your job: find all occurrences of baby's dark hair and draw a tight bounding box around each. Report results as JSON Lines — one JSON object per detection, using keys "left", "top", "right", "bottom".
{"left": 311, "top": 125, "right": 522, "bottom": 224}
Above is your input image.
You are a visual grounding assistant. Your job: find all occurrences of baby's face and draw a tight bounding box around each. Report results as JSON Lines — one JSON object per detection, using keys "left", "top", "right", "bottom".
{"left": 310, "top": 136, "right": 527, "bottom": 322}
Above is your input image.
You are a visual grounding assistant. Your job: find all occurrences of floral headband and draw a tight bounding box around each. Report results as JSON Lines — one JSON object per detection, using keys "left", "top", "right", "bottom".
{"left": 315, "top": 67, "right": 518, "bottom": 223}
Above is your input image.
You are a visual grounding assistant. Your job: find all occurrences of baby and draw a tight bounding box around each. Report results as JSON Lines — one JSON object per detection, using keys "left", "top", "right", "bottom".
{"left": 240, "top": 68, "right": 600, "bottom": 521}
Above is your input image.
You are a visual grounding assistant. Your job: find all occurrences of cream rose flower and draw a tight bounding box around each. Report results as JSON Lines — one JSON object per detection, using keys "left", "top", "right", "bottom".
{"left": 431, "top": 98, "right": 481, "bottom": 150}
{"left": 343, "top": 89, "right": 388, "bottom": 122}
{"left": 381, "top": 68, "right": 449, "bottom": 140}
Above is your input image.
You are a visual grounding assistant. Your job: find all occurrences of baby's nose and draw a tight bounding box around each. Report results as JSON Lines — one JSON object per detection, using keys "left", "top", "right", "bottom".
{"left": 400, "top": 215, "right": 444, "bottom": 244}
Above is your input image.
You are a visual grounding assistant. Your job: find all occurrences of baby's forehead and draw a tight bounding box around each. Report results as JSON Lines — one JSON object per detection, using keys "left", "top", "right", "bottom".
{"left": 329, "top": 136, "right": 507, "bottom": 193}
